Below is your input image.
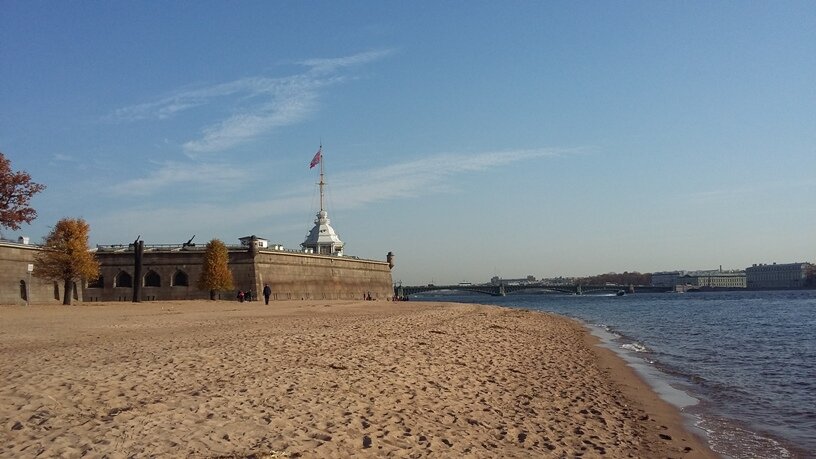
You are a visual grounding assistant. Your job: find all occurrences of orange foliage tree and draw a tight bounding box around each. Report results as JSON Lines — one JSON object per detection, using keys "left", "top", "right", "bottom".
{"left": 33, "top": 218, "right": 100, "bottom": 305}
{"left": 0, "top": 152, "right": 46, "bottom": 231}
{"left": 197, "top": 239, "right": 234, "bottom": 300}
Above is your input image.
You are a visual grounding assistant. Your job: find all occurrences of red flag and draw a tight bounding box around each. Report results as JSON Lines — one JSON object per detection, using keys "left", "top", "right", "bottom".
{"left": 309, "top": 147, "right": 322, "bottom": 169}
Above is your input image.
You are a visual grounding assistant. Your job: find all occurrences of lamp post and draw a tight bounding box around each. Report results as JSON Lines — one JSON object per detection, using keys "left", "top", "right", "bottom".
{"left": 26, "top": 263, "right": 33, "bottom": 306}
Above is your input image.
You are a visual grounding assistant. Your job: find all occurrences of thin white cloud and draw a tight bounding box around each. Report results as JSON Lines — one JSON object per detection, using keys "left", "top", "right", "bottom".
{"left": 113, "top": 161, "right": 248, "bottom": 196}
{"left": 299, "top": 49, "right": 394, "bottom": 74}
{"left": 688, "top": 179, "right": 816, "bottom": 205}
{"left": 91, "top": 147, "right": 571, "bottom": 248}
{"left": 108, "top": 50, "right": 393, "bottom": 155}
{"left": 53, "top": 153, "right": 76, "bottom": 162}
{"left": 49, "top": 152, "right": 94, "bottom": 170}
{"left": 688, "top": 188, "right": 752, "bottom": 203}
{"left": 182, "top": 87, "right": 319, "bottom": 154}
{"left": 109, "top": 78, "right": 262, "bottom": 122}
{"left": 329, "top": 148, "right": 571, "bottom": 207}
{"left": 102, "top": 147, "right": 569, "bottom": 225}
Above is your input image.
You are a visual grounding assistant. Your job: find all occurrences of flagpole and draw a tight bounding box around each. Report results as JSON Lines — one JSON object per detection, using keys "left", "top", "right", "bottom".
{"left": 319, "top": 144, "right": 325, "bottom": 213}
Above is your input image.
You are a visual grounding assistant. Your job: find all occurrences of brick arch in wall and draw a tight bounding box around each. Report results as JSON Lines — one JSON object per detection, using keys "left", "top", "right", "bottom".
{"left": 115, "top": 271, "right": 133, "bottom": 288}
{"left": 88, "top": 276, "right": 104, "bottom": 289}
{"left": 144, "top": 270, "right": 161, "bottom": 287}
{"left": 172, "top": 270, "right": 189, "bottom": 287}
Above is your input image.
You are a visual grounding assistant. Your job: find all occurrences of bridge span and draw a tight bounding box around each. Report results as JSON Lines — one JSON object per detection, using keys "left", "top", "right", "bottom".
{"left": 395, "top": 283, "right": 671, "bottom": 298}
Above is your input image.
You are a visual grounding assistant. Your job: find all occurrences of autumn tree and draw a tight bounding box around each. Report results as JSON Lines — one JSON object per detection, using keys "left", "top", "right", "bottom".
{"left": 197, "top": 239, "right": 234, "bottom": 300}
{"left": 0, "top": 152, "right": 46, "bottom": 231}
{"left": 33, "top": 218, "right": 100, "bottom": 305}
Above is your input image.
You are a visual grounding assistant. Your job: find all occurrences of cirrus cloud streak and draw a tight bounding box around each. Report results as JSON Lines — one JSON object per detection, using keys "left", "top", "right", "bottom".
{"left": 108, "top": 50, "right": 394, "bottom": 155}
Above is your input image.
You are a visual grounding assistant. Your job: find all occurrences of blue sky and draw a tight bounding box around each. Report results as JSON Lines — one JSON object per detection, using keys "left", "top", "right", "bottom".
{"left": 1, "top": 2, "right": 814, "bottom": 284}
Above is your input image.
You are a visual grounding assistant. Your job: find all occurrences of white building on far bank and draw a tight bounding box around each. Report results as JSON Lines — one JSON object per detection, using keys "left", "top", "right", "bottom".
{"left": 653, "top": 269, "right": 746, "bottom": 289}
{"left": 678, "top": 270, "right": 746, "bottom": 289}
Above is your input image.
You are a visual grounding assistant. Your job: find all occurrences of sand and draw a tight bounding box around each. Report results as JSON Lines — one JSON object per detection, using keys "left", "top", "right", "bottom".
{"left": 0, "top": 300, "right": 716, "bottom": 458}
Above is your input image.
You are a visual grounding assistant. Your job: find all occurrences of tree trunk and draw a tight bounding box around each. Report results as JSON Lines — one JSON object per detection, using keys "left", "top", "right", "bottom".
{"left": 63, "top": 278, "right": 72, "bottom": 305}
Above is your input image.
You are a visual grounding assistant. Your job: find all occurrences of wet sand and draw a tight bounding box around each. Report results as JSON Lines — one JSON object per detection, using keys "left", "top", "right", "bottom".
{"left": 0, "top": 300, "right": 717, "bottom": 458}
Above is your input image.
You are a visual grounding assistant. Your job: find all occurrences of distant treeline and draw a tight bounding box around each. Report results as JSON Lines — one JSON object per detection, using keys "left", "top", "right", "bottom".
{"left": 576, "top": 272, "right": 652, "bottom": 286}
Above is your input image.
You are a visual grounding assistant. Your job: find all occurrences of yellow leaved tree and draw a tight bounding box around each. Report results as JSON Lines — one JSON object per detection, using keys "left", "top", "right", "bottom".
{"left": 197, "top": 239, "right": 234, "bottom": 300}
{"left": 33, "top": 218, "right": 100, "bottom": 305}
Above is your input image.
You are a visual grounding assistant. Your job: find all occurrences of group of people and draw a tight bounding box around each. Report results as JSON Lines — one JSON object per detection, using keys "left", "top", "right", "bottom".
{"left": 237, "top": 284, "right": 273, "bottom": 304}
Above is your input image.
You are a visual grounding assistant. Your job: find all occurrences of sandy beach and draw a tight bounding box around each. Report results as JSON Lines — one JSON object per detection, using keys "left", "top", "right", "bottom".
{"left": 0, "top": 300, "right": 716, "bottom": 458}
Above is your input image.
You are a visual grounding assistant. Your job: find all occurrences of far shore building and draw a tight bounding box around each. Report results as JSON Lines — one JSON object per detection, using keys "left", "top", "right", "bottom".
{"left": 653, "top": 269, "right": 746, "bottom": 290}
{"left": 490, "top": 275, "right": 537, "bottom": 286}
{"left": 651, "top": 271, "right": 684, "bottom": 288}
{"left": 677, "top": 270, "right": 746, "bottom": 289}
{"left": 746, "top": 262, "right": 811, "bottom": 289}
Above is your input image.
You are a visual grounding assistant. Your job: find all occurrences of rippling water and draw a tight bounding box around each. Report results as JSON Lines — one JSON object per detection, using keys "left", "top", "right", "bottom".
{"left": 414, "top": 290, "right": 816, "bottom": 458}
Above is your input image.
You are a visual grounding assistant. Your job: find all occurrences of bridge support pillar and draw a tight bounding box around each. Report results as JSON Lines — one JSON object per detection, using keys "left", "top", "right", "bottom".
{"left": 576, "top": 284, "right": 582, "bottom": 295}
{"left": 498, "top": 284, "right": 506, "bottom": 296}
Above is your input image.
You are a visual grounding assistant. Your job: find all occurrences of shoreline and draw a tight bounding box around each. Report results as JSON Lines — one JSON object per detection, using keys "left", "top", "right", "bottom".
{"left": 580, "top": 323, "right": 717, "bottom": 458}
{"left": 1, "top": 300, "right": 717, "bottom": 457}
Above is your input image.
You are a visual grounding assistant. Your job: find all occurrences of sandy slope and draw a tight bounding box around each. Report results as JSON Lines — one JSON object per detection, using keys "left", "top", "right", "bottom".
{"left": 0, "top": 300, "right": 716, "bottom": 458}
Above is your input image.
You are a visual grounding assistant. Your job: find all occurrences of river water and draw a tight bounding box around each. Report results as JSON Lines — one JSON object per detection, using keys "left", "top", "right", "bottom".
{"left": 413, "top": 290, "right": 816, "bottom": 458}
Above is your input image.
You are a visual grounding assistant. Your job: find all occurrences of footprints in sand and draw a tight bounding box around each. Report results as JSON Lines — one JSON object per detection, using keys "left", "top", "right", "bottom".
{"left": 2, "top": 302, "right": 686, "bottom": 457}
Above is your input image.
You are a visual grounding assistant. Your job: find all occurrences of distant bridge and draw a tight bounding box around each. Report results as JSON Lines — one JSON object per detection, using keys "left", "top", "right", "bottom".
{"left": 395, "top": 283, "right": 671, "bottom": 298}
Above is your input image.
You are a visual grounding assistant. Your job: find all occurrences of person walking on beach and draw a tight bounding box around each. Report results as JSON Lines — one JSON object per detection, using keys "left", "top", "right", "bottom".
{"left": 237, "top": 290, "right": 245, "bottom": 303}
{"left": 263, "top": 284, "right": 271, "bottom": 305}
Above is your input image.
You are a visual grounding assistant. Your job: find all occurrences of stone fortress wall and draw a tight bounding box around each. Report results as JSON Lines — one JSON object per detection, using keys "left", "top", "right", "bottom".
{"left": 253, "top": 250, "right": 393, "bottom": 301}
{"left": 1, "top": 242, "right": 394, "bottom": 304}
{"left": 88, "top": 246, "right": 393, "bottom": 302}
{"left": 0, "top": 240, "right": 83, "bottom": 305}
{"left": 84, "top": 245, "right": 213, "bottom": 302}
